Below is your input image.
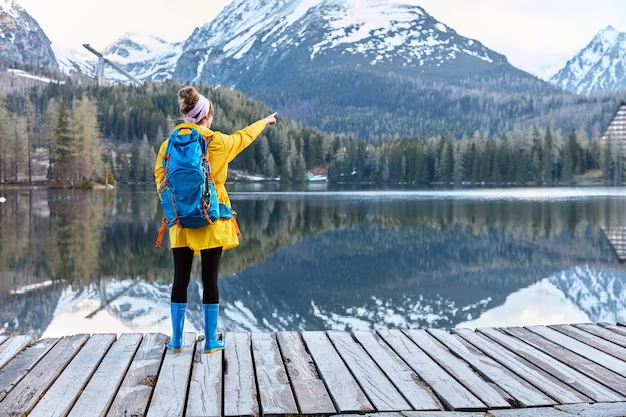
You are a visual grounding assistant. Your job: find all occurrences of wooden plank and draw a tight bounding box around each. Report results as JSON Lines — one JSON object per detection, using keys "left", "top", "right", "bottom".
{"left": 599, "top": 322, "right": 626, "bottom": 338}
{"left": 0, "top": 334, "right": 89, "bottom": 416}
{"left": 146, "top": 332, "right": 195, "bottom": 417}
{"left": 328, "top": 331, "right": 410, "bottom": 412}
{"left": 478, "top": 327, "right": 624, "bottom": 402}
{"left": 403, "top": 413, "right": 486, "bottom": 417}
{"left": 352, "top": 331, "right": 441, "bottom": 411}
{"left": 378, "top": 329, "right": 485, "bottom": 411}
{"left": 551, "top": 324, "right": 626, "bottom": 361}
{"left": 428, "top": 329, "right": 554, "bottom": 408}
{"left": 0, "top": 338, "right": 59, "bottom": 402}
{"left": 526, "top": 325, "right": 626, "bottom": 379}
{"left": 106, "top": 333, "right": 167, "bottom": 417}
{"left": 0, "top": 336, "right": 7, "bottom": 347}
{"left": 489, "top": 409, "right": 570, "bottom": 417}
{"left": 302, "top": 331, "right": 374, "bottom": 413}
{"left": 251, "top": 332, "right": 298, "bottom": 416}
{"left": 0, "top": 336, "right": 35, "bottom": 370}
{"left": 224, "top": 332, "right": 259, "bottom": 417}
{"left": 576, "top": 323, "right": 626, "bottom": 349}
{"left": 276, "top": 332, "right": 336, "bottom": 415}
{"left": 453, "top": 328, "right": 590, "bottom": 404}
{"left": 504, "top": 326, "right": 626, "bottom": 397}
{"left": 558, "top": 401, "right": 626, "bottom": 415}
{"left": 29, "top": 334, "right": 116, "bottom": 417}
{"left": 187, "top": 339, "right": 223, "bottom": 417}
{"left": 404, "top": 330, "right": 509, "bottom": 409}
{"left": 67, "top": 333, "right": 142, "bottom": 417}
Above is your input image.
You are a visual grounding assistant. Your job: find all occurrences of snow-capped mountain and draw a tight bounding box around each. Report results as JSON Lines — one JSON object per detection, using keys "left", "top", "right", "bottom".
{"left": 0, "top": 0, "right": 57, "bottom": 70}
{"left": 101, "top": 33, "right": 182, "bottom": 82}
{"left": 550, "top": 25, "right": 626, "bottom": 94}
{"left": 53, "top": 33, "right": 182, "bottom": 83}
{"left": 550, "top": 265, "right": 626, "bottom": 323}
{"left": 171, "top": 0, "right": 557, "bottom": 137}
{"left": 174, "top": 0, "right": 504, "bottom": 82}
{"left": 33, "top": 263, "right": 626, "bottom": 337}
{"left": 460, "top": 265, "right": 626, "bottom": 328}
{"left": 52, "top": 44, "right": 95, "bottom": 75}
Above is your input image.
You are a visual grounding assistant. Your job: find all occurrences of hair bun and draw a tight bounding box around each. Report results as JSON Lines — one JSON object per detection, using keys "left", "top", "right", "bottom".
{"left": 178, "top": 86, "right": 198, "bottom": 102}
{"left": 178, "top": 86, "right": 200, "bottom": 116}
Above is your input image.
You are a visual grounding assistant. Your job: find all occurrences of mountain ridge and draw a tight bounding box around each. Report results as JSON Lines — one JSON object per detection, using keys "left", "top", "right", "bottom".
{"left": 171, "top": 0, "right": 575, "bottom": 138}
{"left": 550, "top": 25, "right": 626, "bottom": 94}
{"left": 53, "top": 32, "right": 182, "bottom": 82}
{"left": 0, "top": 0, "right": 58, "bottom": 71}
{"left": 2, "top": 0, "right": 625, "bottom": 139}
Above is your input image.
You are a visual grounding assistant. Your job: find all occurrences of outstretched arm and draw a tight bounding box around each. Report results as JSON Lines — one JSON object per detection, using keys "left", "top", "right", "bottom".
{"left": 224, "top": 113, "right": 277, "bottom": 163}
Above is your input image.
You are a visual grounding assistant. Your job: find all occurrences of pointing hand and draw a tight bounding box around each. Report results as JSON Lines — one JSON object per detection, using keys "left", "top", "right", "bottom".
{"left": 263, "top": 112, "right": 277, "bottom": 126}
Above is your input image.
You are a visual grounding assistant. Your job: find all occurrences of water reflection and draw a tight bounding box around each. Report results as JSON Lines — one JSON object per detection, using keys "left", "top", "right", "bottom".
{"left": 0, "top": 186, "right": 625, "bottom": 337}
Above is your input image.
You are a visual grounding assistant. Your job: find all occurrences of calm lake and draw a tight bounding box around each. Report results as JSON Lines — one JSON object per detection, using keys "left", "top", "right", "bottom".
{"left": 1, "top": 184, "right": 625, "bottom": 338}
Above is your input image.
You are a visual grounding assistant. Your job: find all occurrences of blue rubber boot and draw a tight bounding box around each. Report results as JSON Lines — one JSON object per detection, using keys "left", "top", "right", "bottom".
{"left": 168, "top": 302, "right": 186, "bottom": 353}
{"left": 203, "top": 304, "right": 225, "bottom": 354}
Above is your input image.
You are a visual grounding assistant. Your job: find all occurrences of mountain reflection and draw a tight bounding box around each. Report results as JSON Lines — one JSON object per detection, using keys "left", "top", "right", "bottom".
{"left": 0, "top": 186, "right": 625, "bottom": 337}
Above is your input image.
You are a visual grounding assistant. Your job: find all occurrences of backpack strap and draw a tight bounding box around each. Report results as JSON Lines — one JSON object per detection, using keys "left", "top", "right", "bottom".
{"left": 232, "top": 210, "right": 242, "bottom": 238}
{"left": 155, "top": 218, "right": 167, "bottom": 248}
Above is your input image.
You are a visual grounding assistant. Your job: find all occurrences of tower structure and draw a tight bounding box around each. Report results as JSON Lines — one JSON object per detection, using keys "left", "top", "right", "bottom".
{"left": 82, "top": 44, "right": 142, "bottom": 86}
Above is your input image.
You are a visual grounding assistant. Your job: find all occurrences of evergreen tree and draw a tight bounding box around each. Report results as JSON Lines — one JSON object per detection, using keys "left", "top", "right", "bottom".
{"left": 25, "top": 97, "right": 35, "bottom": 182}
{"left": 10, "top": 115, "right": 28, "bottom": 182}
{"left": 138, "top": 134, "right": 156, "bottom": 183}
{"left": 130, "top": 138, "right": 140, "bottom": 182}
{"left": 561, "top": 130, "right": 577, "bottom": 183}
{"left": 43, "top": 98, "right": 60, "bottom": 175}
{"left": 452, "top": 142, "right": 465, "bottom": 185}
{"left": 293, "top": 154, "right": 306, "bottom": 183}
{"left": 280, "top": 155, "right": 292, "bottom": 182}
{"left": 266, "top": 153, "right": 277, "bottom": 178}
{"left": 72, "top": 96, "right": 104, "bottom": 183}
{"left": 0, "top": 91, "right": 12, "bottom": 183}
{"left": 116, "top": 150, "right": 131, "bottom": 184}
{"left": 51, "top": 98, "right": 73, "bottom": 185}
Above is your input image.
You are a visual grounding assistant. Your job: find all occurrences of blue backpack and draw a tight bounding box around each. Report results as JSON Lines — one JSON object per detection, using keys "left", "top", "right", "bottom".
{"left": 155, "top": 126, "right": 227, "bottom": 247}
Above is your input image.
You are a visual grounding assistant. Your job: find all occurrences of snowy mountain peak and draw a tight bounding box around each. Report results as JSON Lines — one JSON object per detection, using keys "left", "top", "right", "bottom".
{"left": 599, "top": 24, "right": 618, "bottom": 36}
{"left": 549, "top": 25, "right": 626, "bottom": 94}
{"left": 0, "top": 0, "right": 23, "bottom": 14}
{"left": 53, "top": 32, "right": 183, "bottom": 83}
{"left": 0, "top": 0, "right": 58, "bottom": 70}
{"left": 103, "top": 32, "right": 176, "bottom": 58}
{"left": 97, "top": 32, "right": 183, "bottom": 82}
{"left": 176, "top": 0, "right": 502, "bottom": 83}
{"left": 592, "top": 24, "right": 622, "bottom": 48}
{"left": 0, "top": 0, "right": 32, "bottom": 32}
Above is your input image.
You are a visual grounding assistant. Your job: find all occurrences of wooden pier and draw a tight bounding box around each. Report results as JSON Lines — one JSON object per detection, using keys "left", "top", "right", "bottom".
{"left": 1, "top": 324, "right": 626, "bottom": 417}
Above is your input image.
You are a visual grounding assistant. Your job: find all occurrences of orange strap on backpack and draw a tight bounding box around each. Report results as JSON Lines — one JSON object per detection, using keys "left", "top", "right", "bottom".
{"left": 155, "top": 218, "right": 167, "bottom": 248}
{"left": 232, "top": 210, "right": 242, "bottom": 238}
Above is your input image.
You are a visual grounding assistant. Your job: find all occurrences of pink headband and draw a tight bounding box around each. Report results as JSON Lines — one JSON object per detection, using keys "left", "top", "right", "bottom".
{"left": 184, "top": 94, "right": 211, "bottom": 123}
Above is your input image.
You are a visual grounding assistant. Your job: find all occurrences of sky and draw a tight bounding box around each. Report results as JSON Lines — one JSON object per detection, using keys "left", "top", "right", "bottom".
{"left": 16, "top": 0, "right": 626, "bottom": 79}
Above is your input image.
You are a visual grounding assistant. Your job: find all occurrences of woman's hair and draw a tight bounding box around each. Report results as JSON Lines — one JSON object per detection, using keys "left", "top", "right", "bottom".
{"left": 177, "top": 86, "right": 214, "bottom": 119}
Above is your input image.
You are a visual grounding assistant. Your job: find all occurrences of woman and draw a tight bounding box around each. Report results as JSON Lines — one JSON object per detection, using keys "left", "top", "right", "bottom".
{"left": 154, "top": 86, "right": 277, "bottom": 354}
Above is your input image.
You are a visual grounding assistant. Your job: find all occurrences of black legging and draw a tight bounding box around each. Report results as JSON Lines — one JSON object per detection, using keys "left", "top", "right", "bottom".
{"left": 171, "top": 247, "right": 222, "bottom": 304}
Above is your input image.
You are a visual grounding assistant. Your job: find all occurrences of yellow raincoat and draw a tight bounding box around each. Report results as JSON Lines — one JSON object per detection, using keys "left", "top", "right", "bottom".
{"left": 154, "top": 120, "right": 266, "bottom": 254}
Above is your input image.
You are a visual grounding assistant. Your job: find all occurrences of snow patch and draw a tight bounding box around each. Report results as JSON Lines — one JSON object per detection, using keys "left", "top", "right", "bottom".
{"left": 11, "top": 280, "right": 55, "bottom": 295}
{"left": 7, "top": 69, "right": 64, "bottom": 84}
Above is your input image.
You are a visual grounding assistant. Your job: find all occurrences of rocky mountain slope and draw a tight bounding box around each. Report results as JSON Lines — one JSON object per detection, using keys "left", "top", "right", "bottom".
{"left": 171, "top": 0, "right": 569, "bottom": 137}
{"left": 550, "top": 25, "right": 626, "bottom": 94}
{"left": 0, "top": 0, "right": 57, "bottom": 71}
